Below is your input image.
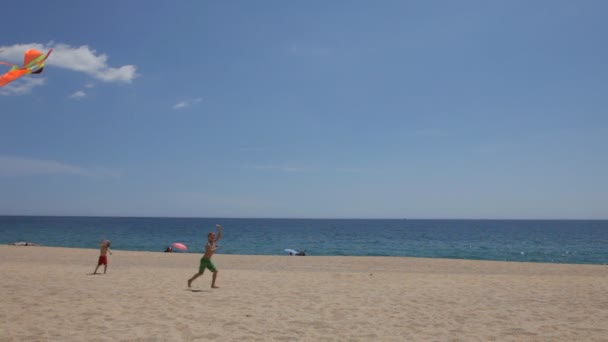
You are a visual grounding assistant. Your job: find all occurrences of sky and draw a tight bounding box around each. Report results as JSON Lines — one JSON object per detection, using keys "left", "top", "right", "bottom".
{"left": 1, "top": 1, "right": 607, "bottom": 219}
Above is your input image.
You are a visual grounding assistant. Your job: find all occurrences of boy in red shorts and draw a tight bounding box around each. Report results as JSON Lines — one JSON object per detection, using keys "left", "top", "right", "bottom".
{"left": 93, "top": 240, "right": 112, "bottom": 274}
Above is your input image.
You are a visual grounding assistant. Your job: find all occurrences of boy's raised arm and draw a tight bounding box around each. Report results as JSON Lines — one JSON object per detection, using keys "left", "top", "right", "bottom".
{"left": 216, "top": 224, "right": 223, "bottom": 241}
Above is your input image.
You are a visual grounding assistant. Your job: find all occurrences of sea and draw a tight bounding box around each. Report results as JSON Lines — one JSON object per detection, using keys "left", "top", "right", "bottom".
{"left": 1, "top": 216, "right": 607, "bottom": 265}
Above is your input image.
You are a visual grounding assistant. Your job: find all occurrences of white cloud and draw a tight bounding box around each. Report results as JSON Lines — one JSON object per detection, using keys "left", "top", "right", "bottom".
{"left": 0, "top": 155, "right": 120, "bottom": 179}
{"left": 84, "top": 83, "right": 95, "bottom": 88}
{"left": 0, "top": 77, "right": 46, "bottom": 96}
{"left": 92, "top": 65, "right": 137, "bottom": 82}
{"left": 172, "top": 97, "right": 203, "bottom": 109}
{"left": 173, "top": 101, "right": 188, "bottom": 109}
{"left": 0, "top": 42, "right": 137, "bottom": 83}
{"left": 69, "top": 90, "right": 86, "bottom": 99}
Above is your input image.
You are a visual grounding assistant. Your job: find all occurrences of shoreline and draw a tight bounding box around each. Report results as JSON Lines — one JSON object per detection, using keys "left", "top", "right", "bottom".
{"left": 2, "top": 246, "right": 607, "bottom": 340}
{"left": 3, "top": 244, "right": 606, "bottom": 267}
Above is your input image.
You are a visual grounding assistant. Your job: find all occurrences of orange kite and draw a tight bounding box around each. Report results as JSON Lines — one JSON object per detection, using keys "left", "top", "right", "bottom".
{"left": 0, "top": 48, "right": 53, "bottom": 87}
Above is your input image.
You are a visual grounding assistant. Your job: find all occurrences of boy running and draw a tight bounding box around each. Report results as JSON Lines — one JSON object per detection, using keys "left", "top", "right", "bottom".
{"left": 93, "top": 240, "right": 112, "bottom": 274}
{"left": 188, "top": 224, "right": 223, "bottom": 288}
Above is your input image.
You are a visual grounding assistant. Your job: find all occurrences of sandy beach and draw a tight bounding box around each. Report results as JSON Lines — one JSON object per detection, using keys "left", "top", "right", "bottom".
{"left": 1, "top": 246, "right": 607, "bottom": 341}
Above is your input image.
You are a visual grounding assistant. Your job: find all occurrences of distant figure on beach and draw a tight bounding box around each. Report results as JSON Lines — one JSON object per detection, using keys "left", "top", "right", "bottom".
{"left": 285, "top": 248, "right": 306, "bottom": 256}
{"left": 188, "top": 224, "right": 222, "bottom": 289}
{"left": 165, "top": 246, "right": 173, "bottom": 252}
{"left": 93, "top": 240, "right": 112, "bottom": 274}
{"left": 9, "top": 241, "right": 40, "bottom": 246}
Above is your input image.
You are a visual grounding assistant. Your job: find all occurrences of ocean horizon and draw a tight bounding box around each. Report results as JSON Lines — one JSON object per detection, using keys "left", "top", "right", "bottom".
{"left": 1, "top": 215, "right": 607, "bottom": 265}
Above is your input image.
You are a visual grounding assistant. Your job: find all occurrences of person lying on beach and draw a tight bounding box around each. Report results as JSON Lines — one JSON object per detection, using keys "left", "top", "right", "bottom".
{"left": 93, "top": 240, "right": 112, "bottom": 274}
{"left": 9, "top": 241, "right": 40, "bottom": 246}
{"left": 188, "top": 224, "right": 222, "bottom": 289}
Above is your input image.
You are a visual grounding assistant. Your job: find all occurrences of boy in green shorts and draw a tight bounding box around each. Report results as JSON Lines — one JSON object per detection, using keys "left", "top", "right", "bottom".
{"left": 188, "top": 224, "right": 222, "bottom": 289}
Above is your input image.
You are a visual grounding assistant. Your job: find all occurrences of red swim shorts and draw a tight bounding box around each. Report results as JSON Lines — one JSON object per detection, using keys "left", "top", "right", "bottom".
{"left": 98, "top": 256, "right": 108, "bottom": 265}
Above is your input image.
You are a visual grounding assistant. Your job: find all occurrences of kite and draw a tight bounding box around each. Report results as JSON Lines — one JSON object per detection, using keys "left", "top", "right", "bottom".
{"left": 0, "top": 48, "right": 53, "bottom": 88}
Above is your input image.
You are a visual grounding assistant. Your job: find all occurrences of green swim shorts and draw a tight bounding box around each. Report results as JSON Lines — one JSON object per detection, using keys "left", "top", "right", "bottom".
{"left": 199, "top": 257, "right": 217, "bottom": 273}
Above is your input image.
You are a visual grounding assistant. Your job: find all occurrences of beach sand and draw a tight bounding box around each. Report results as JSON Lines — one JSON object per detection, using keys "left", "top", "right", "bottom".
{"left": 1, "top": 246, "right": 607, "bottom": 341}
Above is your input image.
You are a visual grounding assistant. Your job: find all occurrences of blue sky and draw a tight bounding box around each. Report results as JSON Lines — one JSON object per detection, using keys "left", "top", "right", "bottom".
{"left": 1, "top": 1, "right": 607, "bottom": 219}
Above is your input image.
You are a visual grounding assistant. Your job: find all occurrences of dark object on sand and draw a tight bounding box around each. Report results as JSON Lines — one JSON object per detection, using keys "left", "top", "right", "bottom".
{"left": 9, "top": 241, "right": 40, "bottom": 246}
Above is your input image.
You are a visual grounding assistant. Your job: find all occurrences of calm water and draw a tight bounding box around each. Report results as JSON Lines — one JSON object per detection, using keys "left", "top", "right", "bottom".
{"left": 1, "top": 216, "right": 607, "bottom": 265}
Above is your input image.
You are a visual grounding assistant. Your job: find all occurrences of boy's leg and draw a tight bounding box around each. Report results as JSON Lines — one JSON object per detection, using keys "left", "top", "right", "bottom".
{"left": 103, "top": 264, "right": 107, "bottom": 274}
{"left": 93, "top": 264, "right": 100, "bottom": 274}
{"left": 211, "top": 270, "right": 219, "bottom": 288}
{"left": 188, "top": 272, "right": 203, "bottom": 288}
